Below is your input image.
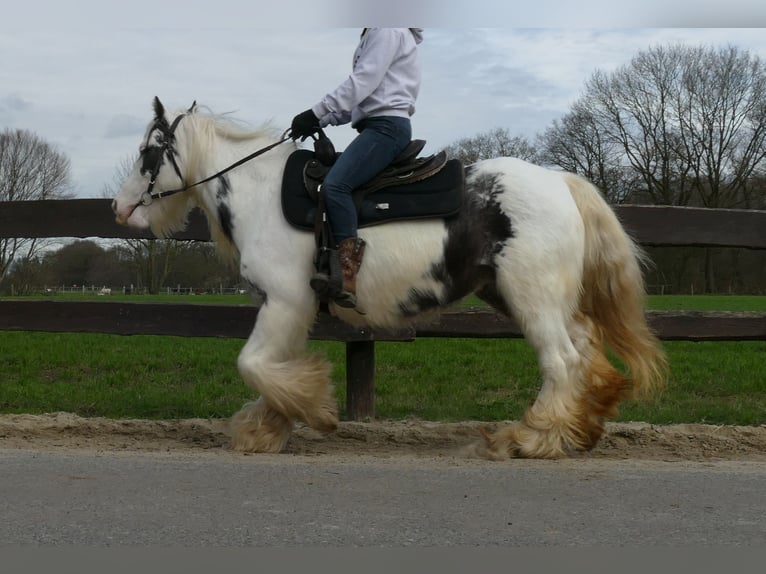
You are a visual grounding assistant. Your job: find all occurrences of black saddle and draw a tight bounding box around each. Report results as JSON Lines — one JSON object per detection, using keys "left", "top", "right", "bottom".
{"left": 281, "top": 137, "right": 465, "bottom": 231}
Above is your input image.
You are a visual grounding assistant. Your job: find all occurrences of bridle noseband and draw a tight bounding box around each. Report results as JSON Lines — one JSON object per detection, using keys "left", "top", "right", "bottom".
{"left": 139, "top": 106, "right": 291, "bottom": 207}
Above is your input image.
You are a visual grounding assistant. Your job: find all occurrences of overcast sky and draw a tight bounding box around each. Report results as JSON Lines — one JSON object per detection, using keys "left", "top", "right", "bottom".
{"left": 3, "top": 1, "right": 766, "bottom": 198}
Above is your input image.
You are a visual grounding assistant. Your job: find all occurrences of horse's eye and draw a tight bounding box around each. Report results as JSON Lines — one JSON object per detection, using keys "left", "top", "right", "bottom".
{"left": 154, "top": 131, "right": 170, "bottom": 146}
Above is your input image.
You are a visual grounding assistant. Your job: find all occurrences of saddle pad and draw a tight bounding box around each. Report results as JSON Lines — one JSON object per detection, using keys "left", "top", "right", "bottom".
{"left": 281, "top": 150, "right": 465, "bottom": 231}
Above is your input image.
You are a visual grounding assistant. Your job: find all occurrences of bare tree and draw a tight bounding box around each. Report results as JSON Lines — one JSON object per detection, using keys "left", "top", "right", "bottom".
{"left": 675, "top": 45, "right": 766, "bottom": 209}
{"left": 535, "top": 44, "right": 766, "bottom": 292}
{"left": 576, "top": 44, "right": 766, "bottom": 209}
{"left": 443, "top": 127, "right": 537, "bottom": 165}
{"left": 0, "top": 128, "right": 73, "bottom": 280}
{"left": 537, "top": 99, "right": 641, "bottom": 202}
{"left": 582, "top": 47, "right": 694, "bottom": 206}
{"left": 672, "top": 46, "right": 766, "bottom": 291}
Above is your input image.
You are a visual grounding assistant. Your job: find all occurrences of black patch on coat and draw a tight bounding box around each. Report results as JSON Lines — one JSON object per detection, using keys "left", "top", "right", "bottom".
{"left": 399, "top": 167, "right": 513, "bottom": 317}
{"left": 138, "top": 116, "right": 179, "bottom": 177}
{"left": 216, "top": 177, "right": 234, "bottom": 242}
{"left": 395, "top": 167, "right": 514, "bottom": 317}
{"left": 437, "top": 169, "right": 513, "bottom": 302}
{"left": 216, "top": 175, "right": 231, "bottom": 200}
{"left": 465, "top": 170, "right": 513, "bottom": 253}
{"left": 139, "top": 145, "right": 164, "bottom": 176}
{"left": 475, "top": 283, "right": 512, "bottom": 316}
{"left": 398, "top": 288, "right": 442, "bottom": 317}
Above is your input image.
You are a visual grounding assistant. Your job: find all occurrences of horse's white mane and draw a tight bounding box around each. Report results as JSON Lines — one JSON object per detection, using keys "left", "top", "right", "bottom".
{"left": 177, "top": 106, "right": 282, "bottom": 145}
{"left": 164, "top": 106, "right": 286, "bottom": 266}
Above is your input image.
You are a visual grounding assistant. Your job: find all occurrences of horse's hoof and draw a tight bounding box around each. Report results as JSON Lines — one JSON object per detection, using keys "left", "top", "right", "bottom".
{"left": 304, "top": 410, "right": 339, "bottom": 433}
{"left": 228, "top": 400, "right": 293, "bottom": 453}
{"left": 229, "top": 431, "right": 290, "bottom": 453}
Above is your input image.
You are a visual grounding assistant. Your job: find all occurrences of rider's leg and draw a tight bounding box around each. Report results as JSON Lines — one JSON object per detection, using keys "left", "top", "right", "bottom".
{"left": 312, "top": 116, "right": 411, "bottom": 307}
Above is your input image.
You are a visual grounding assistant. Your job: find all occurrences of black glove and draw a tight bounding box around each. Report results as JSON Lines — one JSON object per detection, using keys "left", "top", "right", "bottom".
{"left": 290, "top": 109, "right": 320, "bottom": 141}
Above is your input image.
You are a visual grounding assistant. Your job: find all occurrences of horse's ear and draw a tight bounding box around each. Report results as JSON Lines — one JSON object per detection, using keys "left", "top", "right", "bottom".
{"left": 153, "top": 96, "right": 165, "bottom": 119}
{"left": 187, "top": 100, "right": 197, "bottom": 113}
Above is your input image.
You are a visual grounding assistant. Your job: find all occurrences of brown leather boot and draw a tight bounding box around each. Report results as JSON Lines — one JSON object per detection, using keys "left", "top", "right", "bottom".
{"left": 334, "top": 237, "right": 366, "bottom": 308}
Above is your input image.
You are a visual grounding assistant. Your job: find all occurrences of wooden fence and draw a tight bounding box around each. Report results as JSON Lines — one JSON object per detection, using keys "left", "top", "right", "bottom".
{"left": 2, "top": 199, "right": 765, "bottom": 419}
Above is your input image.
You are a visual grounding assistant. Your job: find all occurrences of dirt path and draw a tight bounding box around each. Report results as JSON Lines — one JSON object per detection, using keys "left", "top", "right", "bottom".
{"left": 1, "top": 412, "right": 765, "bottom": 461}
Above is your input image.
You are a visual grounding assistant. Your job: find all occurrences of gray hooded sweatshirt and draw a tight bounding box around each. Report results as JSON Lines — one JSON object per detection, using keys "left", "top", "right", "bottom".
{"left": 312, "top": 28, "right": 424, "bottom": 129}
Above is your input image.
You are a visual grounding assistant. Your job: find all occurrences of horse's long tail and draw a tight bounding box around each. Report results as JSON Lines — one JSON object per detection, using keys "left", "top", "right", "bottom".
{"left": 564, "top": 173, "right": 667, "bottom": 399}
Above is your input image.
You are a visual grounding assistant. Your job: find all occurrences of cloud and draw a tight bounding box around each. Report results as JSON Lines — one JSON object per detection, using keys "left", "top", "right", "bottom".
{"left": 0, "top": 94, "right": 32, "bottom": 113}
{"left": 104, "top": 115, "right": 147, "bottom": 139}
{"left": 3, "top": 24, "right": 766, "bottom": 199}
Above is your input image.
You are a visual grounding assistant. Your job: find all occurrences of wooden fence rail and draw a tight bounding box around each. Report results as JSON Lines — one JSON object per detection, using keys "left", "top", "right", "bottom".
{"left": 1, "top": 200, "right": 765, "bottom": 419}
{"left": 2, "top": 199, "right": 766, "bottom": 248}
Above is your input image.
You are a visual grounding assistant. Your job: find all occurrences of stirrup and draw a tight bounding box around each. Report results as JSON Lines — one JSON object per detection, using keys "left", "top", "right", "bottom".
{"left": 311, "top": 269, "right": 358, "bottom": 309}
{"left": 310, "top": 271, "right": 331, "bottom": 294}
{"left": 310, "top": 247, "right": 342, "bottom": 299}
{"left": 332, "top": 290, "right": 357, "bottom": 309}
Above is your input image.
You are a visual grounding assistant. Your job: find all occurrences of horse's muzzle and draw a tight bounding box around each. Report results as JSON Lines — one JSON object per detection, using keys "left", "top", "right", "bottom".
{"left": 112, "top": 199, "right": 139, "bottom": 227}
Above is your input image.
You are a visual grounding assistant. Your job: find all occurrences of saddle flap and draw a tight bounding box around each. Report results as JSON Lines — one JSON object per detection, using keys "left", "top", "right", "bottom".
{"left": 354, "top": 150, "right": 448, "bottom": 204}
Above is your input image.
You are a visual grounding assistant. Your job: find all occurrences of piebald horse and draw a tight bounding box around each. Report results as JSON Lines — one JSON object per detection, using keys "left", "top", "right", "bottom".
{"left": 112, "top": 98, "right": 666, "bottom": 459}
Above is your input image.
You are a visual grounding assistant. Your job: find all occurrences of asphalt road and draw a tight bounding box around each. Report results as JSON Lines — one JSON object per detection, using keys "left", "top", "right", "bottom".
{"left": 1, "top": 448, "right": 765, "bottom": 547}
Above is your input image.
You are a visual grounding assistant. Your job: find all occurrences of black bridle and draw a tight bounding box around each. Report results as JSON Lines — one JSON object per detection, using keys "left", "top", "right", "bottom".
{"left": 139, "top": 107, "right": 291, "bottom": 206}
{"left": 140, "top": 112, "right": 188, "bottom": 205}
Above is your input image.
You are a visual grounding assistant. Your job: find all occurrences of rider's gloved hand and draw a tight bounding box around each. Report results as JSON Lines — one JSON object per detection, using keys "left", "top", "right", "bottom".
{"left": 290, "top": 109, "right": 320, "bottom": 141}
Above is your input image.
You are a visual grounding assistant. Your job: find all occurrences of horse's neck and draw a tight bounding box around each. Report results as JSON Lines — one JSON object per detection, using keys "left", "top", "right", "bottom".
{"left": 190, "top": 131, "right": 290, "bottom": 257}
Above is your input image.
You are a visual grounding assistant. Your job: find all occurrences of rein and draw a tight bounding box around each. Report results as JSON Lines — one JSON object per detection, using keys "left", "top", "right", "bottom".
{"left": 140, "top": 114, "right": 291, "bottom": 206}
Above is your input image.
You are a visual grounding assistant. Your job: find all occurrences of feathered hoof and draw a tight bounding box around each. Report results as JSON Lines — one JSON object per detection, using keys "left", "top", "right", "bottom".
{"left": 467, "top": 424, "right": 567, "bottom": 460}
{"left": 228, "top": 399, "right": 294, "bottom": 453}
{"left": 302, "top": 385, "right": 339, "bottom": 433}
{"left": 304, "top": 412, "right": 339, "bottom": 434}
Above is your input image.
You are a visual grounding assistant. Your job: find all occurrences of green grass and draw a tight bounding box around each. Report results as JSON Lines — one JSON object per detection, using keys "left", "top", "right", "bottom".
{"left": 646, "top": 294, "right": 766, "bottom": 312}
{"left": 1, "top": 295, "right": 764, "bottom": 424}
{"left": 0, "top": 332, "right": 244, "bottom": 418}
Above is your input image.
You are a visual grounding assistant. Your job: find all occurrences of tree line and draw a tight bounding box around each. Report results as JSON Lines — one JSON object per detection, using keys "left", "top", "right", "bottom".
{"left": 4, "top": 239, "right": 241, "bottom": 295}
{"left": 2, "top": 42, "right": 765, "bottom": 295}
{"left": 444, "top": 44, "right": 766, "bottom": 294}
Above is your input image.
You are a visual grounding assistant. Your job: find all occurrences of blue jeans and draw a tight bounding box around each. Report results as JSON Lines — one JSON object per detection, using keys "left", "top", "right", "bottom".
{"left": 322, "top": 116, "right": 412, "bottom": 244}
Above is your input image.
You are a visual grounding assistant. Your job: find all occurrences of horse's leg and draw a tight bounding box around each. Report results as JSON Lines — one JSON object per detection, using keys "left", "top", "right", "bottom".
{"left": 475, "top": 275, "right": 633, "bottom": 460}
{"left": 473, "top": 253, "right": 592, "bottom": 459}
{"left": 564, "top": 312, "right": 632, "bottom": 447}
{"left": 484, "top": 316, "right": 582, "bottom": 458}
{"left": 229, "top": 298, "right": 338, "bottom": 453}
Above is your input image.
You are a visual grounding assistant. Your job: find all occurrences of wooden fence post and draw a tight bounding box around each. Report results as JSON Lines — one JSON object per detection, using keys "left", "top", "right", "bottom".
{"left": 345, "top": 341, "right": 376, "bottom": 420}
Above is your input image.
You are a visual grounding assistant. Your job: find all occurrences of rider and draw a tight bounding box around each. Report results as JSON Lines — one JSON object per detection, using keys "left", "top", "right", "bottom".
{"left": 290, "top": 27, "right": 424, "bottom": 308}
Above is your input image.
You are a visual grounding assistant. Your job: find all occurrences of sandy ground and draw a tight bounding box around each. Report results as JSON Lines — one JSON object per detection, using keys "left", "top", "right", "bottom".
{"left": 1, "top": 412, "right": 765, "bottom": 462}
